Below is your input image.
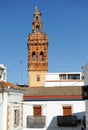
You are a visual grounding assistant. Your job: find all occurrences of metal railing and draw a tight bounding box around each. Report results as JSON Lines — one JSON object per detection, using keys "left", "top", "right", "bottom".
{"left": 27, "top": 116, "right": 46, "bottom": 128}
{"left": 57, "top": 115, "right": 77, "bottom": 127}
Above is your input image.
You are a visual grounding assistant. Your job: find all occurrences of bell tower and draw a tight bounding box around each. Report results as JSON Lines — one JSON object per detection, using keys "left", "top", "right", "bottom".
{"left": 27, "top": 7, "right": 48, "bottom": 87}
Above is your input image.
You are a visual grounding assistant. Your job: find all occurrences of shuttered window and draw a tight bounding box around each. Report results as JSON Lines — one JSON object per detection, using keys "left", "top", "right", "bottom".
{"left": 14, "top": 109, "right": 20, "bottom": 126}
{"left": 63, "top": 106, "right": 72, "bottom": 116}
{"left": 33, "top": 106, "right": 41, "bottom": 116}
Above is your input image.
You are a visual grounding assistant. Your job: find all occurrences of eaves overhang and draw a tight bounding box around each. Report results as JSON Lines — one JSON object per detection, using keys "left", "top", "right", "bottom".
{"left": 24, "top": 95, "right": 82, "bottom": 101}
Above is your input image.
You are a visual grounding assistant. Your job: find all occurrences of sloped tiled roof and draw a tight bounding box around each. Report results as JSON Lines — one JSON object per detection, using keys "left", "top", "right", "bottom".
{"left": 0, "top": 82, "right": 82, "bottom": 100}
{"left": 0, "top": 81, "right": 24, "bottom": 90}
{"left": 24, "top": 86, "right": 82, "bottom": 96}
{"left": 24, "top": 86, "right": 83, "bottom": 100}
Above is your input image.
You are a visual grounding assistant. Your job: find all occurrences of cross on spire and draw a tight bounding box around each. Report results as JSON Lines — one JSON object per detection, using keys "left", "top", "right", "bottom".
{"left": 35, "top": 6, "right": 38, "bottom": 12}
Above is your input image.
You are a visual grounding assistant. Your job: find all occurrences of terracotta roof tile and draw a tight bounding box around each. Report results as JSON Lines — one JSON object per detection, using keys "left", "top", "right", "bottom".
{"left": 0, "top": 81, "right": 24, "bottom": 90}
{"left": 24, "top": 86, "right": 82, "bottom": 97}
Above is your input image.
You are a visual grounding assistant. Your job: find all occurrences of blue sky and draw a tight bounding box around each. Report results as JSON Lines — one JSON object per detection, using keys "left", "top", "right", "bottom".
{"left": 0, "top": 0, "right": 88, "bottom": 85}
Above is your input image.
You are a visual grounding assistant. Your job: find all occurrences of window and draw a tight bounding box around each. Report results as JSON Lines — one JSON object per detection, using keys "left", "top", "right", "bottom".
{"left": 36, "top": 16, "right": 39, "bottom": 22}
{"left": 14, "top": 109, "right": 20, "bottom": 127}
{"left": 36, "top": 26, "right": 39, "bottom": 32}
{"left": 33, "top": 106, "right": 41, "bottom": 116}
{"left": 59, "top": 74, "right": 66, "bottom": 80}
{"left": 37, "top": 75, "right": 40, "bottom": 81}
{"left": 63, "top": 106, "right": 72, "bottom": 116}
{"left": 68, "top": 74, "right": 80, "bottom": 80}
{"left": 32, "top": 52, "right": 36, "bottom": 61}
{"left": 40, "top": 52, "right": 44, "bottom": 61}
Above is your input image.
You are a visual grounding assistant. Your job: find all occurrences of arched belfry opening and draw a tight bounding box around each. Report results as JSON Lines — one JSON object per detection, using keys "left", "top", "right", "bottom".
{"left": 27, "top": 7, "right": 48, "bottom": 87}
{"left": 40, "top": 52, "right": 44, "bottom": 61}
{"left": 36, "top": 16, "right": 39, "bottom": 22}
{"left": 32, "top": 52, "right": 36, "bottom": 61}
{"left": 36, "top": 26, "right": 39, "bottom": 32}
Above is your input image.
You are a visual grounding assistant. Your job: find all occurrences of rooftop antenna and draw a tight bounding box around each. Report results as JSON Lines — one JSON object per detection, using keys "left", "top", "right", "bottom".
{"left": 20, "top": 60, "right": 23, "bottom": 85}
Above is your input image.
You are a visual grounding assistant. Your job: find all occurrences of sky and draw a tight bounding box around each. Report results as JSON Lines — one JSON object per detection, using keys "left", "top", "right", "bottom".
{"left": 0, "top": 0, "right": 88, "bottom": 85}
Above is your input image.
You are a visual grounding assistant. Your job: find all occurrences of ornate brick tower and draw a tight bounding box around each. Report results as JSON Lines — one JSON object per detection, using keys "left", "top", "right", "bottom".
{"left": 27, "top": 7, "right": 48, "bottom": 87}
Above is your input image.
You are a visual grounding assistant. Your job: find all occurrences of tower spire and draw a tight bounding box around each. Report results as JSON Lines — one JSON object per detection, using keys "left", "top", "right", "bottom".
{"left": 35, "top": 6, "right": 38, "bottom": 12}
{"left": 32, "top": 7, "right": 42, "bottom": 33}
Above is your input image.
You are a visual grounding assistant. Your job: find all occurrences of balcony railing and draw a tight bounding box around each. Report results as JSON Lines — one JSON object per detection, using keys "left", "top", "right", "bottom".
{"left": 57, "top": 116, "right": 77, "bottom": 127}
{"left": 27, "top": 116, "right": 46, "bottom": 128}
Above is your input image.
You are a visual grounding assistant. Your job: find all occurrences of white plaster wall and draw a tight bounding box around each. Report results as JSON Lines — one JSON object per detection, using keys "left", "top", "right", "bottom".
{"left": 44, "top": 81, "right": 84, "bottom": 87}
{"left": 8, "top": 92, "right": 23, "bottom": 130}
{"left": 23, "top": 103, "right": 33, "bottom": 128}
{"left": 45, "top": 72, "right": 83, "bottom": 81}
{"left": 45, "top": 73, "right": 59, "bottom": 81}
{"left": 9, "top": 92, "right": 23, "bottom": 103}
{"left": 0, "top": 92, "right": 8, "bottom": 130}
{"left": 0, "top": 90, "right": 24, "bottom": 130}
{"left": 83, "top": 63, "right": 88, "bottom": 85}
{"left": 85, "top": 100, "right": 88, "bottom": 129}
{"left": 23, "top": 100, "right": 85, "bottom": 130}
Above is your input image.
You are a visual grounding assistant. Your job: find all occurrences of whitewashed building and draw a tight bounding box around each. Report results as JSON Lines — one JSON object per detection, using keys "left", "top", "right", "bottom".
{"left": 0, "top": 81, "right": 24, "bottom": 130}
{"left": 23, "top": 87, "right": 85, "bottom": 130}
{"left": 44, "top": 72, "right": 84, "bottom": 87}
{"left": 22, "top": 71, "right": 85, "bottom": 130}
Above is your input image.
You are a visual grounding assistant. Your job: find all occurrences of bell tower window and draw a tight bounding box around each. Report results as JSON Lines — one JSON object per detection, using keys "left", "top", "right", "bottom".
{"left": 32, "top": 52, "right": 36, "bottom": 61}
{"left": 40, "top": 52, "right": 44, "bottom": 61}
{"left": 36, "top": 16, "right": 39, "bottom": 22}
{"left": 36, "top": 26, "right": 39, "bottom": 32}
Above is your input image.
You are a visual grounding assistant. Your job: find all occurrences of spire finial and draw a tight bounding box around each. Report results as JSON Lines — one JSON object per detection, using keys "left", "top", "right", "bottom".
{"left": 35, "top": 6, "right": 38, "bottom": 12}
